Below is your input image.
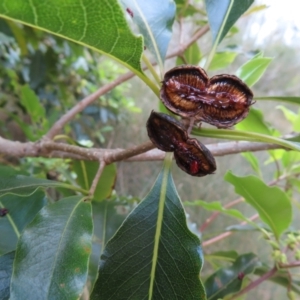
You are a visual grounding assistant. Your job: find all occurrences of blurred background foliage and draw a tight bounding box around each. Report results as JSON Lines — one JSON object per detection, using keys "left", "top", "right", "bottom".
{"left": 0, "top": 0, "right": 300, "bottom": 298}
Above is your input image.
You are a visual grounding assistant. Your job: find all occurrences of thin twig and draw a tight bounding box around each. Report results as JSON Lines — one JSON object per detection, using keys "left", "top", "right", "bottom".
{"left": 200, "top": 197, "right": 244, "bottom": 232}
{"left": 44, "top": 25, "right": 210, "bottom": 140}
{"left": 89, "top": 161, "right": 106, "bottom": 197}
{"left": 45, "top": 71, "right": 136, "bottom": 140}
{"left": 202, "top": 214, "right": 259, "bottom": 247}
{"left": 229, "top": 267, "right": 277, "bottom": 300}
{"left": 280, "top": 261, "right": 300, "bottom": 269}
{"left": 0, "top": 136, "right": 289, "bottom": 163}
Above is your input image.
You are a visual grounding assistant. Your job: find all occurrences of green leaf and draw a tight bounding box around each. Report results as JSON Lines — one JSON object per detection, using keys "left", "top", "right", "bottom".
{"left": 0, "top": 0, "right": 144, "bottom": 75}
{"left": 205, "top": 251, "right": 238, "bottom": 269}
{"left": 192, "top": 127, "right": 300, "bottom": 152}
{"left": 185, "top": 200, "right": 249, "bottom": 223}
{"left": 91, "top": 164, "right": 206, "bottom": 299}
{"left": 120, "top": 0, "right": 175, "bottom": 72}
{"left": 19, "top": 84, "right": 49, "bottom": 139}
{"left": 241, "top": 152, "right": 261, "bottom": 175}
{"left": 255, "top": 96, "right": 300, "bottom": 105}
{"left": 177, "top": 43, "right": 202, "bottom": 65}
{"left": 205, "top": 0, "right": 254, "bottom": 44}
{"left": 72, "top": 161, "right": 116, "bottom": 202}
{"left": 0, "top": 191, "right": 46, "bottom": 255}
{"left": 277, "top": 105, "right": 298, "bottom": 124}
{"left": 224, "top": 172, "right": 292, "bottom": 239}
{"left": 235, "top": 108, "right": 273, "bottom": 135}
{"left": 20, "top": 84, "right": 46, "bottom": 123}
{"left": 0, "top": 175, "right": 85, "bottom": 198}
{"left": 205, "top": 253, "right": 259, "bottom": 300}
{"left": 208, "top": 51, "right": 237, "bottom": 71}
{"left": 84, "top": 201, "right": 127, "bottom": 295}
{"left": 236, "top": 57, "right": 272, "bottom": 87}
{"left": 10, "top": 196, "right": 93, "bottom": 300}
{"left": 0, "top": 251, "right": 15, "bottom": 300}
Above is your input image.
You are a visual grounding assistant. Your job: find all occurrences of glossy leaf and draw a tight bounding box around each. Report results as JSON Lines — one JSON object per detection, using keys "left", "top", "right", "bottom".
{"left": 224, "top": 172, "right": 292, "bottom": 239}
{"left": 185, "top": 200, "right": 249, "bottom": 223}
{"left": 277, "top": 106, "right": 300, "bottom": 132}
{"left": 236, "top": 57, "right": 272, "bottom": 87}
{"left": 205, "top": 253, "right": 259, "bottom": 300}
{"left": 0, "top": 175, "right": 84, "bottom": 198}
{"left": 0, "top": 251, "right": 15, "bottom": 300}
{"left": 235, "top": 107, "right": 273, "bottom": 135}
{"left": 72, "top": 161, "right": 116, "bottom": 202}
{"left": 241, "top": 152, "right": 261, "bottom": 175}
{"left": 91, "top": 164, "right": 206, "bottom": 299}
{"left": 209, "top": 51, "right": 237, "bottom": 70}
{"left": 192, "top": 127, "right": 300, "bottom": 152}
{"left": 177, "top": 43, "right": 202, "bottom": 65}
{"left": 10, "top": 196, "right": 93, "bottom": 300}
{"left": 0, "top": 191, "right": 46, "bottom": 255}
{"left": 205, "top": 0, "right": 254, "bottom": 44}
{"left": 277, "top": 105, "right": 298, "bottom": 124}
{"left": 84, "top": 201, "right": 127, "bottom": 295}
{"left": 120, "top": 0, "right": 175, "bottom": 71}
{"left": 0, "top": 0, "right": 144, "bottom": 75}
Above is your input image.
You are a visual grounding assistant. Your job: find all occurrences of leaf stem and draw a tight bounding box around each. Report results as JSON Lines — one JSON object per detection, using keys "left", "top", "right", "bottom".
{"left": 204, "top": 1, "right": 234, "bottom": 70}
{"left": 142, "top": 54, "right": 162, "bottom": 84}
{"left": 229, "top": 266, "right": 277, "bottom": 300}
{"left": 192, "top": 128, "right": 300, "bottom": 151}
{"left": 88, "top": 161, "right": 106, "bottom": 198}
{"left": 148, "top": 152, "right": 173, "bottom": 299}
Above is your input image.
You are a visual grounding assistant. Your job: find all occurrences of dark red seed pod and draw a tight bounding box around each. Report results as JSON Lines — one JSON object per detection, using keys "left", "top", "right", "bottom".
{"left": 199, "top": 74, "right": 254, "bottom": 128}
{"left": 160, "top": 65, "right": 209, "bottom": 118}
{"left": 0, "top": 208, "right": 8, "bottom": 217}
{"left": 146, "top": 111, "right": 188, "bottom": 152}
{"left": 174, "top": 138, "right": 216, "bottom": 177}
{"left": 160, "top": 65, "right": 254, "bottom": 128}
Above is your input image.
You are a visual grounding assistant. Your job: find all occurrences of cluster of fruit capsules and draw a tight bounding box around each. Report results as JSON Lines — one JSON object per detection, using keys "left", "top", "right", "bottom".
{"left": 147, "top": 65, "right": 254, "bottom": 176}
{"left": 146, "top": 111, "right": 216, "bottom": 177}
{"left": 160, "top": 65, "right": 254, "bottom": 128}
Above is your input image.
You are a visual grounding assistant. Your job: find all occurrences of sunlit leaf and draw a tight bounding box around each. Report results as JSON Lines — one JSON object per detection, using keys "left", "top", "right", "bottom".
{"left": 91, "top": 163, "right": 206, "bottom": 299}
{"left": 177, "top": 43, "right": 202, "bottom": 65}
{"left": 72, "top": 161, "right": 116, "bottom": 202}
{"left": 224, "top": 172, "right": 292, "bottom": 239}
{"left": 241, "top": 152, "right": 261, "bottom": 175}
{"left": 209, "top": 51, "right": 237, "bottom": 70}
{"left": 205, "top": 253, "right": 259, "bottom": 300}
{"left": 236, "top": 57, "right": 272, "bottom": 87}
{"left": 0, "top": 0, "right": 144, "bottom": 75}
{"left": 277, "top": 105, "right": 298, "bottom": 124}
{"left": 205, "top": 0, "right": 254, "bottom": 44}
{"left": 235, "top": 107, "right": 273, "bottom": 135}
{"left": 10, "top": 196, "right": 93, "bottom": 299}
{"left": 185, "top": 200, "right": 249, "bottom": 223}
